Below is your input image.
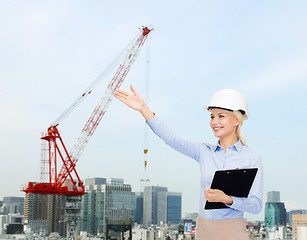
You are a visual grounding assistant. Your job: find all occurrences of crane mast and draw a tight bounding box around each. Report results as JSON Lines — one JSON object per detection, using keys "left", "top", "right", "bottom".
{"left": 23, "top": 26, "right": 152, "bottom": 196}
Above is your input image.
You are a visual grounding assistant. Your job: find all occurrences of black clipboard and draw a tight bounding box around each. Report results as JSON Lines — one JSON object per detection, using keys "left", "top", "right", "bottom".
{"left": 204, "top": 168, "right": 258, "bottom": 210}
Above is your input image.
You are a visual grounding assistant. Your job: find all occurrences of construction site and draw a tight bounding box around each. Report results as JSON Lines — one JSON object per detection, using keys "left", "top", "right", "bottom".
{"left": 20, "top": 26, "right": 152, "bottom": 240}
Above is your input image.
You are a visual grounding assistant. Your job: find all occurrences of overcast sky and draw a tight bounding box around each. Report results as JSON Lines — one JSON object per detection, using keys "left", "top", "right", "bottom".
{"left": 1, "top": 1, "right": 307, "bottom": 222}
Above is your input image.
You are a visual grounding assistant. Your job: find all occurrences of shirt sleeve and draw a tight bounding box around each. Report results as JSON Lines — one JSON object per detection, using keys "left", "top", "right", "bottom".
{"left": 225, "top": 153, "right": 264, "bottom": 214}
{"left": 147, "top": 115, "right": 201, "bottom": 161}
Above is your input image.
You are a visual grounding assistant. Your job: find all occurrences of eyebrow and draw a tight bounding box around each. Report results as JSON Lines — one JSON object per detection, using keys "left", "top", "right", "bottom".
{"left": 211, "top": 112, "right": 227, "bottom": 116}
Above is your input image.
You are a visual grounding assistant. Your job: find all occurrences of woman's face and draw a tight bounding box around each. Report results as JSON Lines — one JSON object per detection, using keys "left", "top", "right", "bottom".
{"left": 210, "top": 108, "right": 239, "bottom": 139}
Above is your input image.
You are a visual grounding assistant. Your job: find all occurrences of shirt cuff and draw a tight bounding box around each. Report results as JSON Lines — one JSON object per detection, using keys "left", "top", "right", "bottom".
{"left": 225, "top": 196, "right": 241, "bottom": 209}
{"left": 146, "top": 113, "right": 157, "bottom": 124}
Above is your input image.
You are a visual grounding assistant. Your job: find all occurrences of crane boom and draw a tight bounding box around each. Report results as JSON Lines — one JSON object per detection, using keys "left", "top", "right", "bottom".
{"left": 56, "top": 27, "right": 152, "bottom": 188}
{"left": 22, "top": 26, "right": 152, "bottom": 195}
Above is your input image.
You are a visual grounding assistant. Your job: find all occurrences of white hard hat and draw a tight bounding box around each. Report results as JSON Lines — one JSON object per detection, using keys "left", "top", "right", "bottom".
{"left": 206, "top": 89, "right": 249, "bottom": 120}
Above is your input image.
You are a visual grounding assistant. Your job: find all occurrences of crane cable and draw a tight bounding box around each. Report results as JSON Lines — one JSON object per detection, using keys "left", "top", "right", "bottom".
{"left": 52, "top": 32, "right": 140, "bottom": 126}
{"left": 140, "top": 34, "right": 151, "bottom": 190}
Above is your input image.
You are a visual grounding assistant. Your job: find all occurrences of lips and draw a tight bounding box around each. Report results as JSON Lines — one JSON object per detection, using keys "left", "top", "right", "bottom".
{"left": 213, "top": 126, "right": 223, "bottom": 132}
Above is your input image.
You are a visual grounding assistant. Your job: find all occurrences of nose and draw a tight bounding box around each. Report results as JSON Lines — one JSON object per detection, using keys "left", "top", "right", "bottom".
{"left": 211, "top": 116, "right": 219, "bottom": 125}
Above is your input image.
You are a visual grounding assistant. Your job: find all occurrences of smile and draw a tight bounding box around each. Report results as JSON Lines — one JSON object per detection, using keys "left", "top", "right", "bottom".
{"left": 213, "top": 126, "right": 223, "bottom": 131}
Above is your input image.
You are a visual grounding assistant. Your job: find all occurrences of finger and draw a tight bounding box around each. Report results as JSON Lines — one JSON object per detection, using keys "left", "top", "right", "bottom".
{"left": 114, "top": 91, "right": 130, "bottom": 99}
{"left": 208, "top": 189, "right": 216, "bottom": 194}
{"left": 115, "top": 89, "right": 129, "bottom": 96}
{"left": 130, "top": 84, "right": 138, "bottom": 95}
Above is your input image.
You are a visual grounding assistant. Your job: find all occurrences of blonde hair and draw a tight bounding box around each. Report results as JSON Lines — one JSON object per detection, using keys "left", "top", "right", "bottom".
{"left": 232, "top": 111, "right": 247, "bottom": 146}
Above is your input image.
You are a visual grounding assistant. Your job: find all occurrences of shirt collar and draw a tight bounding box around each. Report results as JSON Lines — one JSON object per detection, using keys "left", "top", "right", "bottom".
{"left": 212, "top": 138, "right": 243, "bottom": 152}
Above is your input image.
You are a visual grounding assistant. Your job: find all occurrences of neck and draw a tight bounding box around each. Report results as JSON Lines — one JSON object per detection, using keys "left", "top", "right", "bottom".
{"left": 219, "top": 135, "right": 238, "bottom": 150}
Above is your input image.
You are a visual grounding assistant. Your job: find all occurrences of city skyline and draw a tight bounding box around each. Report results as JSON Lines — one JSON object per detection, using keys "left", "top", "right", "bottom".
{"left": 1, "top": 1, "right": 307, "bottom": 223}
{"left": 1, "top": 178, "right": 305, "bottom": 223}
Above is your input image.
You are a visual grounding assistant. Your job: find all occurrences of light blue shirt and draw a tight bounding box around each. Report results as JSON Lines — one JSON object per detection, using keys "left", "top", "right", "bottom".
{"left": 147, "top": 115, "right": 263, "bottom": 220}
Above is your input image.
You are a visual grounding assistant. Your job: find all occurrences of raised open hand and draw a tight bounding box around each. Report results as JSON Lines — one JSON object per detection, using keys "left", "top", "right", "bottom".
{"left": 114, "top": 85, "right": 155, "bottom": 121}
{"left": 114, "top": 85, "right": 145, "bottom": 111}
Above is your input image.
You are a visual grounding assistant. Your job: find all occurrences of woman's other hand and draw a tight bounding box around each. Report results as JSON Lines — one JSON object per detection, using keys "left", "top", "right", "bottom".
{"left": 204, "top": 187, "right": 233, "bottom": 205}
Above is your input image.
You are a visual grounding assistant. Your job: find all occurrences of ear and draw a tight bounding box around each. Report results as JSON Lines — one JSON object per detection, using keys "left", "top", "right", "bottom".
{"left": 235, "top": 118, "right": 240, "bottom": 127}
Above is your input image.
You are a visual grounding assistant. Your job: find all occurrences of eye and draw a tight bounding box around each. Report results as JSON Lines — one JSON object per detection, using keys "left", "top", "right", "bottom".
{"left": 219, "top": 115, "right": 225, "bottom": 118}
{"left": 210, "top": 115, "right": 214, "bottom": 119}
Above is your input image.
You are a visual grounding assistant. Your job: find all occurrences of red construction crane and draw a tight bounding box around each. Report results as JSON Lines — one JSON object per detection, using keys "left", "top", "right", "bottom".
{"left": 22, "top": 26, "right": 152, "bottom": 196}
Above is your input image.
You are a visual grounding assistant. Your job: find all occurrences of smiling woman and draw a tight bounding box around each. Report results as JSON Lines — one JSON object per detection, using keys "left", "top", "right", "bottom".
{"left": 210, "top": 109, "right": 240, "bottom": 149}
{"left": 114, "top": 85, "right": 263, "bottom": 240}
{"left": 207, "top": 89, "right": 248, "bottom": 147}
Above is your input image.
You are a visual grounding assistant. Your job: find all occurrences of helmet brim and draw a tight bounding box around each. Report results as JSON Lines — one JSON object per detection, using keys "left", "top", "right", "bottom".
{"left": 204, "top": 106, "right": 249, "bottom": 120}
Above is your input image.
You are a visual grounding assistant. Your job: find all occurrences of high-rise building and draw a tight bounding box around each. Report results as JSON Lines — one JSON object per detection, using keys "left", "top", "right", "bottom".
{"left": 0, "top": 197, "right": 24, "bottom": 215}
{"left": 24, "top": 193, "right": 66, "bottom": 236}
{"left": 265, "top": 202, "right": 286, "bottom": 227}
{"left": 143, "top": 186, "right": 168, "bottom": 227}
{"left": 267, "top": 191, "right": 280, "bottom": 202}
{"left": 264, "top": 191, "right": 286, "bottom": 227}
{"left": 85, "top": 178, "right": 106, "bottom": 186}
{"left": 134, "top": 192, "right": 143, "bottom": 224}
{"left": 166, "top": 192, "right": 182, "bottom": 224}
{"left": 143, "top": 186, "right": 182, "bottom": 228}
{"left": 292, "top": 214, "right": 307, "bottom": 239}
{"left": 288, "top": 210, "right": 307, "bottom": 227}
{"left": 81, "top": 178, "right": 135, "bottom": 235}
